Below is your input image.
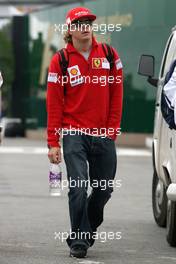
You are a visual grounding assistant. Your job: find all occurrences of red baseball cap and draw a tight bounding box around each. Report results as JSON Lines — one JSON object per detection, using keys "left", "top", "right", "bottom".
{"left": 66, "top": 7, "right": 96, "bottom": 25}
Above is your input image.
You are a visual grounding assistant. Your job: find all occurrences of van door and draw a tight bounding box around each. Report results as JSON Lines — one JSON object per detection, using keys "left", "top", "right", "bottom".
{"left": 157, "top": 31, "right": 176, "bottom": 183}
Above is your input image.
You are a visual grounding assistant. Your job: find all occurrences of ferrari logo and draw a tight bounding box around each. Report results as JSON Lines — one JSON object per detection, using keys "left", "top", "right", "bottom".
{"left": 92, "top": 58, "right": 102, "bottom": 69}
{"left": 94, "top": 59, "right": 101, "bottom": 68}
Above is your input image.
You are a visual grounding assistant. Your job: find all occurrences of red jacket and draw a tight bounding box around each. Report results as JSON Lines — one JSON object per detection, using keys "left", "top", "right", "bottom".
{"left": 46, "top": 37, "right": 123, "bottom": 147}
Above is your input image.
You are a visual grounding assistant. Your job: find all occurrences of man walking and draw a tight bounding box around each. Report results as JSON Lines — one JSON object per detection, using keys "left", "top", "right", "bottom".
{"left": 46, "top": 6, "right": 123, "bottom": 258}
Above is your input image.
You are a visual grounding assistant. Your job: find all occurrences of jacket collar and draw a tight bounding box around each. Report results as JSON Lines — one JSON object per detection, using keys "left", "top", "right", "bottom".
{"left": 66, "top": 36, "right": 98, "bottom": 53}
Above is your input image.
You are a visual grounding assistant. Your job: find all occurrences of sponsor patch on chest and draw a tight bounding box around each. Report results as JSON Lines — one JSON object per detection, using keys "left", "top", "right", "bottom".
{"left": 67, "top": 65, "right": 84, "bottom": 87}
{"left": 92, "top": 58, "right": 110, "bottom": 69}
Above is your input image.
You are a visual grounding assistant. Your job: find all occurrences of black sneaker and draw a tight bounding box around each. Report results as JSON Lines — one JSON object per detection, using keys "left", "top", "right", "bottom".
{"left": 70, "top": 245, "right": 87, "bottom": 258}
{"left": 88, "top": 235, "right": 95, "bottom": 247}
{"left": 88, "top": 229, "right": 97, "bottom": 247}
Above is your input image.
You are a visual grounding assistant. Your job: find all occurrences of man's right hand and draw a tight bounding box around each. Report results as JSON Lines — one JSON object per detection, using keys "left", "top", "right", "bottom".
{"left": 48, "top": 147, "right": 61, "bottom": 164}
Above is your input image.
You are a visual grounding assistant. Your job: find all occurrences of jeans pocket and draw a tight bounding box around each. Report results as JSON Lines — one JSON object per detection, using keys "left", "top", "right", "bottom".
{"left": 105, "top": 136, "right": 113, "bottom": 142}
{"left": 63, "top": 134, "right": 83, "bottom": 155}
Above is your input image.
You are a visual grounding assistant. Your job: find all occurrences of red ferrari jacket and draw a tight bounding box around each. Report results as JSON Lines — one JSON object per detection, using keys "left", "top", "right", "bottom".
{"left": 46, "top": 37, "right": 123, "bottom": 147}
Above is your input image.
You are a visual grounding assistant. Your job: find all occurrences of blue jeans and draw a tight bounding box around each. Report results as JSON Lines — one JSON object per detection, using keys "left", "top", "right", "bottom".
{"left": 63, "top": 132, "right": 117, "bottom": 249}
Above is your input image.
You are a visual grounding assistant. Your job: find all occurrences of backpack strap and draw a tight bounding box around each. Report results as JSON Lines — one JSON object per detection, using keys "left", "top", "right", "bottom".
{"left": 101, "top": 43, "right": 114, "bottom": 69}
{"left": 57, "top": 48, "right": 69, "bottom": 95}
{"left": 57, "top": 48, "right": 69, "bottom": 77}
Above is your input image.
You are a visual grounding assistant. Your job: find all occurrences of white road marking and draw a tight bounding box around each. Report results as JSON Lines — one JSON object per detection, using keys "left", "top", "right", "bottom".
{"left": 0, "top": 147, "right": 48, "bottom": 154}
{"left": 124, "top": 249, "right": 137, "bottom": 253}
{"left": 159, "top": 256, "right": 176, "bottom": 261}
{"left": 0, "top": 147, "right": 25, "bottom": 153}
{"left": 0, "top": 242, "right": 39, "bottom": 248}
{"left": 79, "top": 261, "right": 104, "bottom": 264}
{"left": 0, "top": 146, "right": 151, "bottom": 156}
{"left": 117, "top": 148, "right": 151, "bottom": 156}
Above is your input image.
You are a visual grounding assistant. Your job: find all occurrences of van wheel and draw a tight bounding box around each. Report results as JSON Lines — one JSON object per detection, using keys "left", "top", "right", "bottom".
{"left": 152, "top": 171, "right": 167, "bottom": 227}
{"left": 166, "top": 200, "right": 176, "bottom": 246}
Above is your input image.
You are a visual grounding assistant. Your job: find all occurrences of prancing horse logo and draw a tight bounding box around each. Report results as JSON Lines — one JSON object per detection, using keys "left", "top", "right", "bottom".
{"left": 92, "top": 58, "right": 101, "bottom": 68}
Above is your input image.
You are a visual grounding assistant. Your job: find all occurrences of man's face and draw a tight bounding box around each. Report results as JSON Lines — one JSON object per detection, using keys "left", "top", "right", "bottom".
{"left": 69, "top": 18, "right": 93, "bottom": 42}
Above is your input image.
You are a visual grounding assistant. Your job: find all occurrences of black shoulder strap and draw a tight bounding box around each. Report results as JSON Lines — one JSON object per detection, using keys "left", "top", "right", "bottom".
{"left": 101, "top": 43, "right": 114, "bottom": 69}
{"left": 57, "top": 48, "right": 69, "bottom": 76}
{"left": 57, "top": 48, "right": 69, "bottom": 95}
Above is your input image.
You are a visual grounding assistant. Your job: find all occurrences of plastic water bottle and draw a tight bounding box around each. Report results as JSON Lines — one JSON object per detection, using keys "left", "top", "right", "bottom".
{"left": 49, "top": 163, "right": 62, "bottom": 196}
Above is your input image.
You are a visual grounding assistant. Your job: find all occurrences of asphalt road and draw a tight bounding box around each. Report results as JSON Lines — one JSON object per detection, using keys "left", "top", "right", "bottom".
{"left": 0, "top": 138, "right": 176, "bottom": 264}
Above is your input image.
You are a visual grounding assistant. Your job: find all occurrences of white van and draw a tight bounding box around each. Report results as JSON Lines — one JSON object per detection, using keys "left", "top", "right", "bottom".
{"left": 138, "top": 26, "right": 176, "bottom": 247}
{"left": 0, "top": 71, "right": 3, "bottom": 144}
